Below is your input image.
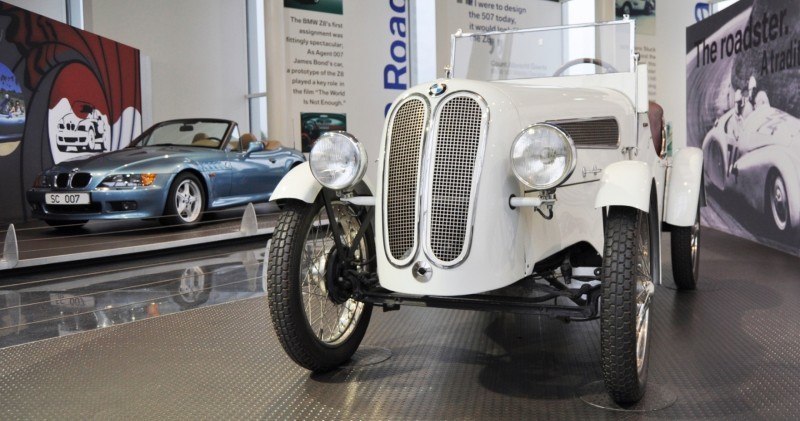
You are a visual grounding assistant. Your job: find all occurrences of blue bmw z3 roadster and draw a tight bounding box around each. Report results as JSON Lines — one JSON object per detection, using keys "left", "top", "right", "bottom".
{"left": 27, "top": 118, "right": 305, "bottom": 228}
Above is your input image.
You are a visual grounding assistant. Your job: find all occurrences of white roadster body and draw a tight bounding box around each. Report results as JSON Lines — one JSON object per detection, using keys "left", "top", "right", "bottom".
{"left": 266, "top": 19, "right": 703, "bottom": 405}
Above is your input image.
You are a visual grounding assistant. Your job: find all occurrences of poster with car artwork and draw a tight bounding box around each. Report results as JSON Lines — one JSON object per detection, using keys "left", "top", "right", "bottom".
{"left": 686, "top": 0, "right": 800, "bottom": 256}
{"left": 0, "top": 2, "right": 142, "bottom": 223}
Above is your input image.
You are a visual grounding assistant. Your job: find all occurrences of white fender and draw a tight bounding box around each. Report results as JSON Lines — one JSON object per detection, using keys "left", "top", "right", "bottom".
{"left": 594, "top": 160, "right": 651, "bottom": 212}
{"left": 664, "top": 147, "right": 703, "bottom": 227}
{"left": 269, "top": 162, "right": 376, "bottom": 203}
{"left": 270, "top": 162, "right": 321, "bottom": 203}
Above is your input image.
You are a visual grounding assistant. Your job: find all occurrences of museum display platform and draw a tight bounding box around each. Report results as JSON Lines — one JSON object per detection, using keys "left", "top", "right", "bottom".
{"left": 0, "top": 228, "right": 798, "bottom": 419}
{"left": 0, "top": 203, "right": 279, "bottom": 270}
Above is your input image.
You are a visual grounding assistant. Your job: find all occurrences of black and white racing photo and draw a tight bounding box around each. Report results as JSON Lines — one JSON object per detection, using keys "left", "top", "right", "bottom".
{"left": 687, "top": 0, "right": 800, "bottom": 256}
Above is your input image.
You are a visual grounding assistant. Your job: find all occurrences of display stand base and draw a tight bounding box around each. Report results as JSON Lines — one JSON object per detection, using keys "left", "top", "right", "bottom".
{"left": 578, "top": 381, "right": 677, "bottom": 412}
{"left": 341, "top": 346, "right": 392, "bottom": 368}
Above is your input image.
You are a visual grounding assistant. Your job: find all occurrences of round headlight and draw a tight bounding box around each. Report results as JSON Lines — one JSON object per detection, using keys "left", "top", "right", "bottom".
{"left": 309, "top": 131, "right": 368, "bottom": 190}
{"left": 510, "top": 124, "right": 577, "bottom": 190}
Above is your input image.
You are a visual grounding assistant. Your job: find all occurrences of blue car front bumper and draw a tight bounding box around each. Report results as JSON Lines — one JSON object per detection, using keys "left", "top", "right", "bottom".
{"left": 26, "top": 186, "right": 168, "bottom": 221}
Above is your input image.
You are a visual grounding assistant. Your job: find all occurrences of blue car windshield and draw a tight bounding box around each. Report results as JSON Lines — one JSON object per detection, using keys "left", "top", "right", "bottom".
{"left": 137, "top": 121, "right": 230, "bottom": 148}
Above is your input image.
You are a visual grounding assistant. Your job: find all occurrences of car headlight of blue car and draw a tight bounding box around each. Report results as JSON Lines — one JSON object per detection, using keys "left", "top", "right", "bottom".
{"left": 99, "top": 173, "right": 158, "bottom": 189}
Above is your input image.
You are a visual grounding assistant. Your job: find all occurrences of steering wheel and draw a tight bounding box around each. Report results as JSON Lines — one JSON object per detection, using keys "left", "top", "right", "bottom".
{"left": 552, "top": 58, "right": 618, "bottom": 77}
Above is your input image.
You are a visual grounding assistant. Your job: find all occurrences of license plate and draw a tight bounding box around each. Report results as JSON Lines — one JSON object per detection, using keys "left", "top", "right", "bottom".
{"left": 50, "top": 293, "right": 95, "bottom": 309}
{"left": 45, "top": 193, "right": 90, "bottom": 205}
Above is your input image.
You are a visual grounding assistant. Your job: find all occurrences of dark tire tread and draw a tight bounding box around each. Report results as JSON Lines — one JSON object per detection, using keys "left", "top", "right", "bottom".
{"left": 671, "top": 226, "right": 698, "bottom": 290}
{"left": 601, "top": 206, "right": 648, "bottom": 404}
{"left": 266, "top": 199, "right": 371, "bottom": 372}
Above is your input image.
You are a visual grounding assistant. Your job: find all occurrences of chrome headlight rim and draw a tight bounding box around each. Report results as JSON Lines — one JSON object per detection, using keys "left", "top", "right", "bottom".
{"left": 510, "top": 123, "right": 577, "bottom": 190}
{"left": 309, "top": 131, "right": 368, "bottom": 191}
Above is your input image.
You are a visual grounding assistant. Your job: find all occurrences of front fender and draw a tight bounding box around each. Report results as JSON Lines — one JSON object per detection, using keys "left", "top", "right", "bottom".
{"left": 594, "top": 160, "right": 651, "bottom": 212}
{"left": 664, "top": 147, "right": 703, "bottom": 226}
{"left": 269, "top": 162, "right": 376, "bottom": 203}
{"left": 269, "top": 162, "right": 321, "bottom": 203}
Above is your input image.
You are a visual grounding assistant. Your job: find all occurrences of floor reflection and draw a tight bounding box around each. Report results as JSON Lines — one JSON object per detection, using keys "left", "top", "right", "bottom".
{"left": 0, "top": 246, "right": 266, "bottom": 348}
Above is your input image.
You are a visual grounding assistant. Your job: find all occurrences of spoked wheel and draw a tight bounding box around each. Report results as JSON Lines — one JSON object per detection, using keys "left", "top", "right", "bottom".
{"left": 267, "top": 196, "right": 372, "bottom": 372}
{"left": 767, "top": 172, "right": 790, "bottom": 233}
{"left": 601, "top": 204, "right": 656, "bottom": 404}
{"left": 671, "top": 203, "right": 701, "bottom": 290}
{"left": 162, "top": 173, "right": 205, "bottom": 226}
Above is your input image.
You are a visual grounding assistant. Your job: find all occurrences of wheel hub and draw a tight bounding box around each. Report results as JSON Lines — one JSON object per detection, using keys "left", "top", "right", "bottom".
{"left": 324, "top": 248, "right": 352, "bottom": 305}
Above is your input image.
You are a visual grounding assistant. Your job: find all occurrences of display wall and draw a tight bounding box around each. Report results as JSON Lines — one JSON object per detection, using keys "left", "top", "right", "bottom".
{"left": 687, "top": 0, "right": 800, "bottom": 256}
{"left": 266, "top": 0, "right": 412, "bottom": 184}
{"left": 84, "top": 0, "right": 248, "bottom": 132}
{"left": 0, "top": 2, "right": 142, "bottom": 224}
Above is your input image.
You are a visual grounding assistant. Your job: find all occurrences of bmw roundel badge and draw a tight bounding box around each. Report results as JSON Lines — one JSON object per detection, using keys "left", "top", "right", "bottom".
{"left": 428, "top": 83, "right": 447, "bottom": 96}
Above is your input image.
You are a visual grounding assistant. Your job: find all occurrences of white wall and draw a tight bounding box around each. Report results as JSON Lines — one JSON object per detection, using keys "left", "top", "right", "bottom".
{"left": 3, "top": 0, "right": 66, "bottom": 22}
{"left": 655, "top": 0, "right": 696, "bottom": 149}
{"left": 84, "top": 0, "right": 249, "bottom": 131}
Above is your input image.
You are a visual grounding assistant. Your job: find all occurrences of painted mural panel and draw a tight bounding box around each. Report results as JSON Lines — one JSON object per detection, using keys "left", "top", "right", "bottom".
{"left": 687, "top": 0, "right": 800, "bottom": 256}
{"left": 0, "top": 2, "right": 142, "bottom": 223}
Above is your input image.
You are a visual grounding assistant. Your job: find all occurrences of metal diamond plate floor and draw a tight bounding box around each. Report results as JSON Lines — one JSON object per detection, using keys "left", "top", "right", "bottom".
{"left": 0, "top": 228, "right": 798, "bottom": 419}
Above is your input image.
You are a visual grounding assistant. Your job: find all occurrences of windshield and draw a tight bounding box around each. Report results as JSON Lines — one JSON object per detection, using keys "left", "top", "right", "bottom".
{"left": 451, "top": 20, "right": 634, "bottom": 81}
{"left": 134, "top": 120, "right": 231, "bottom": 148}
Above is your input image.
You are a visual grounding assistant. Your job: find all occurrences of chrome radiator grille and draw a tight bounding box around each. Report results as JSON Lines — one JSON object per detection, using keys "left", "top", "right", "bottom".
{"left": 427, "top": 95, "right": 484, "bottom": 265}
{"left": 550, "top": 117, "right": 619, "bottom": 148}
{"left": 385, "top": 97, "right": 428, "bottom": 262}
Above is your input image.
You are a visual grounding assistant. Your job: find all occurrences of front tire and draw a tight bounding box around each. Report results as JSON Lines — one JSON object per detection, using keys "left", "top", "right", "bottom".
{"left": 162, "top": 173, "right": 205, "bottom": 226}
{"left": 601, "top": 205, "right": 656, "bottom": 404}
{"left": 267, "top": 197, "right": 372, "bottom": 372}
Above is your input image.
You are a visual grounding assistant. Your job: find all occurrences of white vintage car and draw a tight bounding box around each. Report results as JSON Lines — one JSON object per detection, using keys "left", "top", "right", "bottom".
{"left": 266, "top": 19, "right": 703, "bottom": 404}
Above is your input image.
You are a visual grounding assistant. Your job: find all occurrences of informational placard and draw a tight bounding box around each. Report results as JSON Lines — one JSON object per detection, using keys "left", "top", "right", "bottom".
{"left": 615, "top": 1, "right": 658, "bottom": 99}
{"left": 267, "top": 0, "right": 411, "bottom": 183}
{"left": 435, "top": 0, "right": 563, "bottom": 79}
{"left": 687, "top": 0, "right": 800, "bottom": 256}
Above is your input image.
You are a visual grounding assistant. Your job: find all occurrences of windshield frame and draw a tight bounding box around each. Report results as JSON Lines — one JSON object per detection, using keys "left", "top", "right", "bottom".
{"left": 449, "top": 18, "right": 636, "bottom": 81}
{"left": 128, "top": 119, "right": 235, "bottom": 150}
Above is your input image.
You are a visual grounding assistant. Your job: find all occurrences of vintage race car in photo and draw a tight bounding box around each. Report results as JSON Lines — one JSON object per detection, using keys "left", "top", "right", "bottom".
{"left": 27, "top": 118, "right": 305, "bottom": 229}
{"left": 616, "top": 0, "right": 655, "bottom": 16}
{"left": 265, "top": 20, "right": 703, "bottom": 404}
{"left": 702, "top": 97, "right": 800, "bottom": 234}
{"left": 55, "top": 101, "right": 109, "bottom": 152}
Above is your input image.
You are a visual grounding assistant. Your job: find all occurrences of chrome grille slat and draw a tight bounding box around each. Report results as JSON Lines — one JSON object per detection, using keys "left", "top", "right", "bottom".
{"left": 550, "top": 117, "right": 619, "bottom": 148}
{"left": 385, "top": 98, "right": 428, "bottom": 262}
{"left": 428, "top": 95, "right": 484, "bottom": 265}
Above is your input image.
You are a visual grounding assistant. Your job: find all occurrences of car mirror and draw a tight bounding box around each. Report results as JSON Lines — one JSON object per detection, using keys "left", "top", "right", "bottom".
{"left": 244, "top": 141, "right": 264, "bottom": 157}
